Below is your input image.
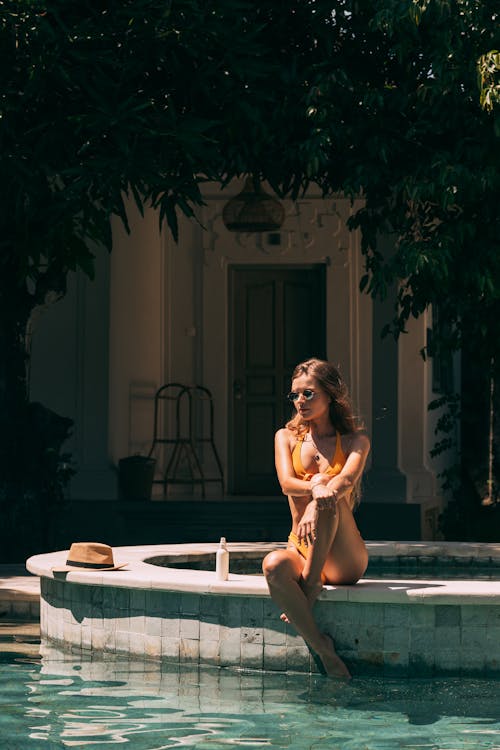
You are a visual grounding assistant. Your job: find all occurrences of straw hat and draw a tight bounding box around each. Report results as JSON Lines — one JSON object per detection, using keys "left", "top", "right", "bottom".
{"left": 52, "top": 542, "right": 128, "bottom": 573}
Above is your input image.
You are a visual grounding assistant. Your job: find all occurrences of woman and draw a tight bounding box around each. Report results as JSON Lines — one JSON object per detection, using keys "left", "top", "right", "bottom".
{"left": 262, "top": 358, "right": 370, "bottom": 679}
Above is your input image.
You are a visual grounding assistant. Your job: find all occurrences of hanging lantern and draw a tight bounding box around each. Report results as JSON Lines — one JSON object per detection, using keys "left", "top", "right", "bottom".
{"left": 222, "top": 176, "right": 285, "bottom": 232}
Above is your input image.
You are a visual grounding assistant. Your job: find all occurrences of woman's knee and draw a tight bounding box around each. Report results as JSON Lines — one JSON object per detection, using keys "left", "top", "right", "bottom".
{"left": 262, "top": 550, "right": 296, "bottom": 582}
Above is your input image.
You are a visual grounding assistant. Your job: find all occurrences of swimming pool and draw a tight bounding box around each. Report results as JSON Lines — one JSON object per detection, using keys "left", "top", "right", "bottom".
{"left": 27, "top": 541, "right": 500, "bottom": 677}
{"left": 2, "top": 637, "right": 500, "bottom": 749}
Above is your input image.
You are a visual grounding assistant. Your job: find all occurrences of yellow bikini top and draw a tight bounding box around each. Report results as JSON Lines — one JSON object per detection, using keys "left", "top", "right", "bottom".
{"left": 292, "top": 430, "right": 346, "bottom": 481}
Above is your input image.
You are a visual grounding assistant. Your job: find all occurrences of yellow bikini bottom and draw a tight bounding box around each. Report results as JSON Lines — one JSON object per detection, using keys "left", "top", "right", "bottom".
{"left": 288, "top": 532, "right": 327, "bottom": 584}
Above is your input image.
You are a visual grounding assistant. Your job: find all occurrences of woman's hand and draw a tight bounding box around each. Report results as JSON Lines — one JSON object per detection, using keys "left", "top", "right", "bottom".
{"left": 296, "top": 500, "right": 319, "bottom": 545}
{"left": 309, "top": 472, "right": 330, "bottom": 489}
{"left": 312, "top": 483, "right": 338, "bottom": 511}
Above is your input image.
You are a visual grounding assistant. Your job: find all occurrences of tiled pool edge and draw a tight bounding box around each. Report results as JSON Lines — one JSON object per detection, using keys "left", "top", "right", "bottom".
{"left": 28, "top": 542, "right": 500, "bottom": 677}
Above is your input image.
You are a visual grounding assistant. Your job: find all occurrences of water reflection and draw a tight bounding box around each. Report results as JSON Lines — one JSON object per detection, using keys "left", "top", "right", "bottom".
{"left": 2, "top": 645, "right": 499, "bottom": 749}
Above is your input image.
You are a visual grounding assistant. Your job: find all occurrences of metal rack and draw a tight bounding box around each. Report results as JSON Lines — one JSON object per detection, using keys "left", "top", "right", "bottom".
{"left": 147, "top": 383, "right": 224, "bottom": 498}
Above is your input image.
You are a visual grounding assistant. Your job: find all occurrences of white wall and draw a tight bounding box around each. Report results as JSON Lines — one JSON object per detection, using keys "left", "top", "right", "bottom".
{"left": 29, "top": 181, "right": 449, "bottom": 514}
{"left": 108, "top": 203, "right": 165, "bottom": 464}
{"left": 29, "top": 245, "right": 115, "bottom": 499}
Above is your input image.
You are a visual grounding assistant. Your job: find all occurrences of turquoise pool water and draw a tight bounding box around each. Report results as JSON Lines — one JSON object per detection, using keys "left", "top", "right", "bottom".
{"left": 158, "top": 555, "right": 500, "bottom": 579}
{"left": 2, "top": 641, "right": 500, "bottom": 749}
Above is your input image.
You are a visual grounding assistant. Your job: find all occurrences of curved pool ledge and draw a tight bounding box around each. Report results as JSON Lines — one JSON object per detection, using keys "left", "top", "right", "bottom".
{"left": 27, "top": 542, "right": 500, "bottom": 677}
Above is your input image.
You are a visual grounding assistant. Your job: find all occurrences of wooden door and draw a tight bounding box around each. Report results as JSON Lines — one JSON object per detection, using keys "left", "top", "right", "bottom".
{"left": 229, "top": 265, "right": 326, "bottom": 494}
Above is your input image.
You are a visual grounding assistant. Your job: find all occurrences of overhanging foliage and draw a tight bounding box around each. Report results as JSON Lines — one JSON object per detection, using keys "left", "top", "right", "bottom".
{"left": 0, "top": 0, "right": 499, "bottom": 550}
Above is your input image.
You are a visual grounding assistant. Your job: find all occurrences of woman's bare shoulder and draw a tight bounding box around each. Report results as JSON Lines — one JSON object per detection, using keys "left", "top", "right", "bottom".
{"left": 275, "top": 427, "right": 299, "bottom": 450}
{"left": 343, "top": 431, "right": 370, "bottom": 454}
{"left": 275, "top": 426, "right": 294, "bottom": 442}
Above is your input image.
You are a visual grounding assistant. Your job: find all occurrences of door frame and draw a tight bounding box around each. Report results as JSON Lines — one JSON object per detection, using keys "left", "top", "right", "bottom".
{"left": 198, "top": 194, "right": 372, "bottom": 497}
{"left": 227, "top": 263, "right": 327, "bottom": 494}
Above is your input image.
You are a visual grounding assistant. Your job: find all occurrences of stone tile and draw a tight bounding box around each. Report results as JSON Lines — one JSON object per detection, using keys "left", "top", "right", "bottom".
{"left": 333, "top": 625, "right": 357, "bottom": 650}
{"left": 285, "top": 631, "right": 303, "bottom": 649}
{"left": 461, "top": 606, "right": 488, "bottom": 626}
{"left": 434, "top": 649, "right": 461, "bottom": 673}
{"left": 460, "top": 650, "right": 486, "bottom": 673}
{"left": 357, "top": 626, "right": 384, "bottom": 651}
{"left": 161, "top": 616, "right": 180, "bottom": 638}
{"left": 241, "top": 627, "right": 263, "bottom": 645}
{"left": 71, "top": 598, "right": 86, "bottom": 625}
{"left": 350, "top": 602, "right": 385, "bottom": 627}
{"left": 485, "top": 626, "right": 500, "bottom": 650}
{"left": 484, "top": 653, "right": 500, "bottom": 675}
{"left": 70, "top": 623, "right": 83, "bottom": 648}
{"left": 144, "top": 635, "right": 161, "bottom": 658}
{"left": 485, "top": 606, "right": 500, "bottom": 626}
{"left": 63, "top": 621, "right": 74, "bottom": 645}
{"left": 111, "top": 613, "right": 128, "bottom": 634}
{"left": 241, "top": 598, "right": 264, "bottom": 628}
{"left": 145, "top": 616, "right": 162, "bottom": 637}
{"left": 408, "top": 652, "right": 435, "bottom": 677}
{"left": 200, "top": 618, "right": 220, "bottom": 642}
{"left": 90, "top": 586, "right": 103, "bottom": 610}
{"left": 435, "top": 605, "right": 461, "bottom": 627}
{"left": 219, "top": 637, "right": 241, "bottom": 667}
{"left": 347, "top": 602, "right": 372, "bottom": 624}
{"left": 91, "top": 628, "right": 106, "bottom": 650}
{"left": 180, "top": 617, "right": 200, "bottom": 640}
{"left": 263, "top": 644, "right": 287, "bottom": 671}
{"left": 113, "top": 587, "right": 130, "bottom": 612}
{"left": 115, "top": 630, "right": 130, "bottom": 653}
{"left": 103, "top": 626, "right": 115, "bottom": 652}
{"left": 383, "top": 627, "right": 409, "bottom": 652}
{"left": 435, "top": 627, "right": 460, "bottom": 650}
{"left": 162, "top": 593, "right": 180, "bottom": 615}
{"left": 130, "top": 634, "right": 145, "bottom": 656}
{"left": 383, "top": 651, "right": 409, "bottom": 675}
{"left": 128, "top": 614, "right": 146, "bottom": 635}
{"left": 145, "top": 590, "right": 167, "bottom": 616}
{"left": 315, "top": 601, "right": 339, "bottom": 629}
{"left": 102, "top": 587, "right": 118, "bottom": 617}
{"left": 263, "top": 621, "right": 286, "bottom": 646}
{"left": 410, "top": 605, "right": 434, "bottom": 627}
{"left": 461, "top": 626, "right": 487, "bottom": 650}
{"left": 240, "top": 641, "right": 263, "bottom": 670}
{"left": 129, "top": 589, "right": 146, "bottom": 612}
{"left": 410, "top": 627, "right": 435, "bottom": 652}
{"left": 81, "top": 626, "right": 92, "bottom": 650}
{"left": 200, "top": 638, "right": 220, "bottom": 664}
{"left": 161, "top": 636, "right": 180, "bottom": 660}
{"left": 198, "top": 669, "right": 221, "bottom": 693}
{"left": 200, "top": 595, "right": 222, "bottom": 617}
{"left": 285, "top": 644, "right": 310, "bottom": 672}
{"left": 180, "top": 594, "right": 200, "bottom": 615}
{"left": 180, "top": 638, "right": 200, "bottom": 662}
{"left": 356, "top": 651, "right": 384, "bottom": 676}
{"left": 384, "top": 604, "right": 410, "bottom": 627}
{"left": 263, "top": 599, "right": 279, "bottom": 619}
{"left": 224, "top": 597, "right": 243, "bottom": 627}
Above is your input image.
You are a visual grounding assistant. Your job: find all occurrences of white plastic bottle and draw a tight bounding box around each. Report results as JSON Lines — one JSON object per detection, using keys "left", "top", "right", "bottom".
{"left": 215, "top": 537, "right": 229, "bottom": 581}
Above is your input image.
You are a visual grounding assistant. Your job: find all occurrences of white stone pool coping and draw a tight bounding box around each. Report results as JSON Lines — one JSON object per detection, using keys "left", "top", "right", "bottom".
{"left": 27, "top": 541, "right": 500, "bottom": 606}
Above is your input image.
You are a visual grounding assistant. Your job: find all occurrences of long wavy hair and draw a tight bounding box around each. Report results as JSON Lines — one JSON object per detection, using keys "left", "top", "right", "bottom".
{"left": 286, "top": 358, "right": 365, "bottom": 507}
{"left": 286, "top": 358, "right": 361, "bottom": 435}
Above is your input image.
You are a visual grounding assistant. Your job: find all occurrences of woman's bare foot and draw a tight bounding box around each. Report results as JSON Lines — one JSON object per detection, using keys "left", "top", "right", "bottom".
{"left": 316, "top": 634, "right": 351, "bottom": 679}
{"left": 280, "top": 576, "right": 323, "bottom": 624}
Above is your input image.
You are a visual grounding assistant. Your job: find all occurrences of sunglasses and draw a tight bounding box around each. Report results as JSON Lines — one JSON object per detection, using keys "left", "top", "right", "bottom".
{"left": 287, "top": 389, "right": 316, "bottom": 403}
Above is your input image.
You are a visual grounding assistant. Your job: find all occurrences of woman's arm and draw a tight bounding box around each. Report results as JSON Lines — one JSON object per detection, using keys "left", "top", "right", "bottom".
{"left": 274, "top": 428, "right": 330, "bottom": 496}
{"left": 318, "top": 433, "right": 370, "bottom": 502}
{"left": 297, "top": 433, "right": 370, "bottom": 542}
